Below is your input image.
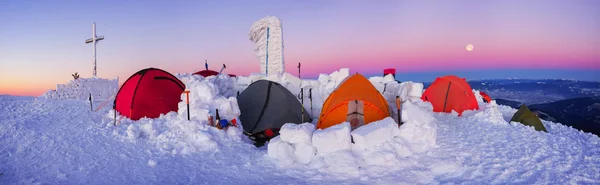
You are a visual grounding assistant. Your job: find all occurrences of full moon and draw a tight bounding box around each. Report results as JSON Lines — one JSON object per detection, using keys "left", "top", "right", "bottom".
{"left": 466, "top": 44, "right": 474, "bottom": 52}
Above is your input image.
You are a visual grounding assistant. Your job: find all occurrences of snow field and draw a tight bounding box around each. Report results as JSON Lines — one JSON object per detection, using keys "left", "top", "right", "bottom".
{"left": 4, "top": 68, "right": 600, "bottom": 184}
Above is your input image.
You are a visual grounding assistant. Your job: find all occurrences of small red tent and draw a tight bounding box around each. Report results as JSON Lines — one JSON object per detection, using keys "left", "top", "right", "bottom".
{"left": 193, "top": 70, "right": 236, "bottom": 77}
{"left": 384, "top": 68, "right": 396, "bottom": 77}
{"left": 421, "top": 75, "right": 478, "bottom": 115}
{"left": 115, "top": 68, "right": 185, "bottom": 120}
{"left": 479, "top": 91, "right": 492, "bottom": 103}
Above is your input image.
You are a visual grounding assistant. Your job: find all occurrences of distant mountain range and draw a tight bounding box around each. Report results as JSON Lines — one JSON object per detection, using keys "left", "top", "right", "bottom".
{"left": 423, "top": 79, "right": 600, "bottom": 136}
{"left": 495, "top": 97, "right": 600, "bottom": 136}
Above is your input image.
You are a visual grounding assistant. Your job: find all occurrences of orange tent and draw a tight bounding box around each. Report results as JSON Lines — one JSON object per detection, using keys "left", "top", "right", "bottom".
{"left": 317, "top": 74, "right": 390, "bottom": 130}
{"left": 421, "top": 75, "right": 478, "bottom": 115}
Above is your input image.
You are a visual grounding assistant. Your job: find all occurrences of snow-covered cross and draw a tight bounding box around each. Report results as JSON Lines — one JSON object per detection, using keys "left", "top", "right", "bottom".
{"left": 85, "top": 22, "right": 105, "bottom": 78}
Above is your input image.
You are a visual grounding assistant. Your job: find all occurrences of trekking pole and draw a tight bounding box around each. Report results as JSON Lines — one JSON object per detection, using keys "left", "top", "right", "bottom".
{"left": 309, "top": 88, "right": 313, "bottom": 117}
{"left": 89, "top": 93, "right": 93, "bottom": 111}
{"left": 184, "top": 90, "right": 191, "bottom": 121}
{"left": 113, "top": 99, "right": 117, "bottom": 126}
{"left": 298, "top": 62, "right": 301, "bottom": 79}
{"left": 396, "top": 96, "right": 403, "bottom": 126}
{"left": 301, "top": 88, "right": 304, "bottom": 123}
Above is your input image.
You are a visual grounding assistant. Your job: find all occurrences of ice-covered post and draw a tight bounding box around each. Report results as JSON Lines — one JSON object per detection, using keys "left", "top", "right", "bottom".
{"left": 249, "top": 16, "right": 284, "bottom": 76}
{"left": 85, "top": 22, "right": 105, "bottom": 78}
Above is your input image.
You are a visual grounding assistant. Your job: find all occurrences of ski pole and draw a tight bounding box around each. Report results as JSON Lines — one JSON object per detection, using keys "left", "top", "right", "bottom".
{"left": 184, "top": 90, "right": 191, "bottom": 121}
{"left": 301, "top": 88, "right": 304, "bottom": 123}
{"left": 396, "top": 96, "right": 402, "bottom": 126}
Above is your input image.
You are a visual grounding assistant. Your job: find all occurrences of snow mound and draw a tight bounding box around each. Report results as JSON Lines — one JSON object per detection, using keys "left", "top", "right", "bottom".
{"left": 109, "top": 74, "right": 244, "bottom": 155}
{"left": 41, "top": 77, "right": 119, "bottom": 101}
{"left": 268, "top": 101, "right": 439, "bottom": 176}
{"left": 249, "top": 16, "right": 284, "bottom": 75}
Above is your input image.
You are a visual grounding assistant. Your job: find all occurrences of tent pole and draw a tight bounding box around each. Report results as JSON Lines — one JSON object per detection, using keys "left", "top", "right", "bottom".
{"left": 443, "top": 81, "right": 452, "bottom": 112}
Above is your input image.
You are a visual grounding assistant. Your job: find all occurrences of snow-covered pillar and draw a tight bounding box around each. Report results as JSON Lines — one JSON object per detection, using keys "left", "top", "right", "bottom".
{"left": 249, "top": 16, "right": 284, "bottom": 76}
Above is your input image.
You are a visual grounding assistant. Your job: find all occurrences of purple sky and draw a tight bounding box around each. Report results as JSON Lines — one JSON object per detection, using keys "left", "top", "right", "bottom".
{"left": 1, "top": 0, "right": 599, "bottom": 96}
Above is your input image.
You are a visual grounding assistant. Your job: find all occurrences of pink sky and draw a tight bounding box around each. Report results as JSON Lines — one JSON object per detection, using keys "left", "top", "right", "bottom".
{"left": 1, "top": 1, "right": 599, "bottom": 96}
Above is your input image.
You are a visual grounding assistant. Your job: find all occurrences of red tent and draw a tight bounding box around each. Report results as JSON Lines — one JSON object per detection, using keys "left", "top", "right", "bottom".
{"left": 421, "top": 75, "right": 478, "bottom": 116}
{"left": 384, "top": 68, "right": 396, "bottom": 77}
{"left": 193, "top": 70, "right": 236, "bottom": 77}
{"left": 480, "top": 91, "right": 492, "bottom": 103}
{"left": 115, "top": 68, "right": 185, "bottom": 120}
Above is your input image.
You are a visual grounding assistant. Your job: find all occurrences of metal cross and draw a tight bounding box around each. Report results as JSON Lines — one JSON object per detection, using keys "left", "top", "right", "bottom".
{"left": 85, "top": 22, "right": 105, "bottom": 77}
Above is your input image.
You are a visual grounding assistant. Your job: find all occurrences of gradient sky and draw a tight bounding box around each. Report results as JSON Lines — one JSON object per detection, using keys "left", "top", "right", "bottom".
{"left": 1, "top": 0, "right": 599, "bottom": 96}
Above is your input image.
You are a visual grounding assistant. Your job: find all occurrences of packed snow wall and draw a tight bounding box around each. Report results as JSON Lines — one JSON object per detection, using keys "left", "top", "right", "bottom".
{"left": 42, "top": 77, "right": 119, "bottom": 101}
{"left": 249, "top": 16, "right": 284, "bottom": 76}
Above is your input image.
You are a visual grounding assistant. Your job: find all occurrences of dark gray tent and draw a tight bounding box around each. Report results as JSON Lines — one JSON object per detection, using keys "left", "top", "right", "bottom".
{"left": 238, "top": 80, "right": 311, "bottom": 138}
